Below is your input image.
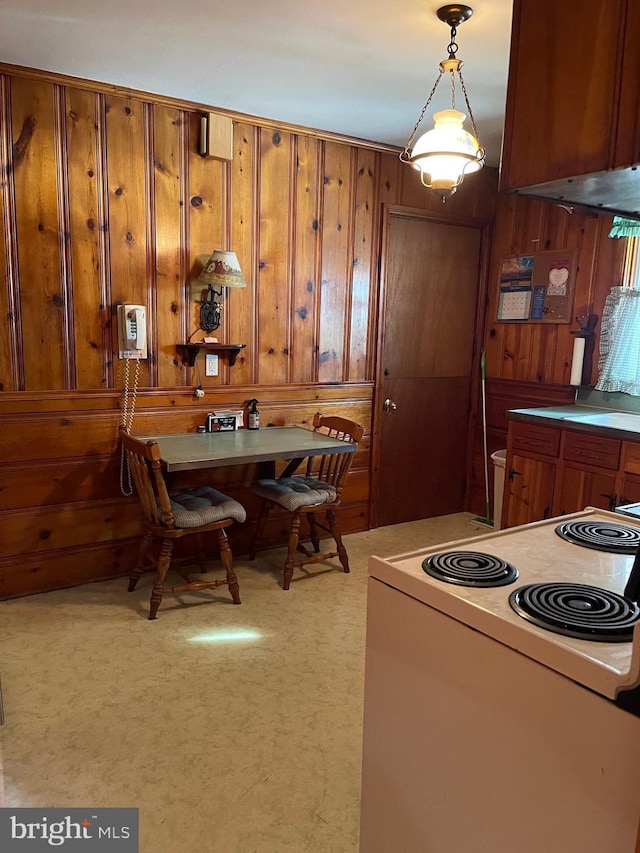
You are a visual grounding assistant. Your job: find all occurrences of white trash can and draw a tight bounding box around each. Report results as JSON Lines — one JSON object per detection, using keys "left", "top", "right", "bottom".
{"left": 490, "top": 449, "right": 507, "bottom": 530}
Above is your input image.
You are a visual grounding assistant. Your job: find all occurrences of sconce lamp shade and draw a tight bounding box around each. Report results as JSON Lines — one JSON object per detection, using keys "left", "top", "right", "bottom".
{"left": 197, "top": 250, "right": 247, "bottom": 288}
{"left": 410, "top": 110, "right": 484, "bottom": 196}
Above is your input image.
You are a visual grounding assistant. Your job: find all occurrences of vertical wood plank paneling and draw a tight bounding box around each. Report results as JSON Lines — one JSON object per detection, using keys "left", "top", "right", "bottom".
{"left": 485, "top": 195, "right": 516, "bottom": 378}
{"left": 65, "top": 87, "right": 107, "bottom": 389}
{"left": 318, "top": 141, "right": 354, "bottom": 383}
{"left": 511, "top": 196, "right": 546, "bottom": 254}
{"left": 187, "top": 112, "right": 225, "bottom": 386}
{"left": 104, "top": 94, "right": 150, "bottom": 386}
{"left": 229, "top": 122, "right": 256, "bottom": 386}
{"left": 550, "top": 212, "right": 600, "bottom": 385}
{"left": 291, "top": 134, "right": 320, "bottom": 385}
{"left": 144, "top": 102, "right": 158, "bottom": 387}
{"left": 257, "top": 127, "right": 292, "bottom": 384}
{"left": 378, "top": 151, "right": 402, "bottom": 208}
{"left": 11, "top": 78, "right": 66, "bottom": 390}
{"left": 54, "top": 86, "right": 75, "bottom": 389}
{"left": 153, "top": 105, "right": 185, "bottom": 388}
{"left": 508, "top": 198, "right": 546, "bottom": 380}
{"left": 349, "top": 148, "right": 376, "bottom": 382}
{"left": 0, "top": 76, "right": 15, "bottom": 391}
{"left": 466, "top": 167, "right": 499, "bottom": 221}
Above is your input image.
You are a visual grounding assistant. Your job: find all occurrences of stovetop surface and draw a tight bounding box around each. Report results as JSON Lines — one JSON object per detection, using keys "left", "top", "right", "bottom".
{"left": 368, "top": 508, "right": 640, "bottom": 699}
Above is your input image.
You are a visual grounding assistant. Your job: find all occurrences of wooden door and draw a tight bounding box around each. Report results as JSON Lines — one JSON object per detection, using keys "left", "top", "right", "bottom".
{"left": 373, "top": 208, "right": 484, "bottom": 527}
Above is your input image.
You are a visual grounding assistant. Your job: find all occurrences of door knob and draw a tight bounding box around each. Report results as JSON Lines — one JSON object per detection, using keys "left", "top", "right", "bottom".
{"left": 383, "top": 398, "right": 397, "bottom": 414}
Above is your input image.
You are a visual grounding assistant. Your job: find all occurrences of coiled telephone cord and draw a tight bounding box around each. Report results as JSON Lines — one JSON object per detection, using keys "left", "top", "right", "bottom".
{"left": 119, "top": 357, "right": 141, "bottom": 497}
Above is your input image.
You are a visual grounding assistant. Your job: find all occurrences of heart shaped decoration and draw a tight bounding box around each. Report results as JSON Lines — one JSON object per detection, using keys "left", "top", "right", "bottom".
{"left": 548, "top": 267, "right": 569, "bottom": 287}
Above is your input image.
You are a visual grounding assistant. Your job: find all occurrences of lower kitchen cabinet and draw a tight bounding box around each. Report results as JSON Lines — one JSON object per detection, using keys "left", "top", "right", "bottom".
{"left": 504, "top": 418, "right": 640, "bottom": 527}
{"left": 505, "top": 454, "right": 556, "bottom": 526}
{"left": 553, "top": 466, "right": 618, "bottom": 515}
{"left": 617, "top": 474, "right": 640, "bottom": 507}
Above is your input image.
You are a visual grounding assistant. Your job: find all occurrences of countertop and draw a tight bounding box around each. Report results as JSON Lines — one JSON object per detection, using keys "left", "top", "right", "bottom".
{"left": 507, "top": 405, "right": 640, "bottom": 440}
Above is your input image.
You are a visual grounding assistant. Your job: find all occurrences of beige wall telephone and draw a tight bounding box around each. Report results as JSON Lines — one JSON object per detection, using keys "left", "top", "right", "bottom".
{"left": 117, "top": 304, "right": 147, "bottom": 360}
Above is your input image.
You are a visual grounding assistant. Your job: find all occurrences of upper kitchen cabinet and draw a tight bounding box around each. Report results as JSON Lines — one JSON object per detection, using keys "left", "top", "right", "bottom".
{"left": 499, "top": 0, "right": 640, "bottom": 217}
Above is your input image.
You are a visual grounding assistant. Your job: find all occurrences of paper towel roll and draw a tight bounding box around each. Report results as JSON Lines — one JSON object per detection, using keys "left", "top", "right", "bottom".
{"left": 570, "top": 337, "right": 585, "bottom": 386}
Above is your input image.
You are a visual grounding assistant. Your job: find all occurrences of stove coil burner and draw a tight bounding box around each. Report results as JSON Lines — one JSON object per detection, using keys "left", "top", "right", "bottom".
{"left": 555, "top": 520, "right": 640, "bottom": 553}
{"left": 422, "top": 551, "right": 518, "bottom": 587}
{"left": 509, "top": 582, "right": 640, "bottom": 642}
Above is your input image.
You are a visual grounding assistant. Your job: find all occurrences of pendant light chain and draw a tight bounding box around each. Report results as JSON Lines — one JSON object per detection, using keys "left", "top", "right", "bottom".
{"left": 447, "top": 24, "right": 459, "bottom": 57}
{"left": 458, "top": 70, "right": 483, "bottom": 153}
{"left": 450, "top": 69, "right": 457, "bottom": 111}
{"left": 400, "top": 68, "right": 444, "bottom": 162}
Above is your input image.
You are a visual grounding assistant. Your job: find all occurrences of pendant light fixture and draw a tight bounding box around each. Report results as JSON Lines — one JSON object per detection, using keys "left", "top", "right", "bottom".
{"left": 400, "top": 4, "right": 485, "bottom": 200}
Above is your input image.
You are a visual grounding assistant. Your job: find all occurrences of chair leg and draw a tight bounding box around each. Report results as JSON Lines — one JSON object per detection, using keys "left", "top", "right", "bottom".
{"left": 129, "top": 531, "right": 153, "bottom": 592}
{"left": 196, "top": 531, "right": 207, "bottom": 573}
{"left": 249, "top": 500, "right": 271, "bottom": 559}
{"left": 149, "top": 539, "right": 173, "bottom": 620}
{"left": 328, "top": 509, "right": 350, "bottom": 574}
{"left": 283, "top": 511, "right": 301, "bottom": 590}
{"left": 307, "top": 512, "right": 321, "bottom": 552}
{"left": 217, "top": 528, "right": 241, "bottom": 604}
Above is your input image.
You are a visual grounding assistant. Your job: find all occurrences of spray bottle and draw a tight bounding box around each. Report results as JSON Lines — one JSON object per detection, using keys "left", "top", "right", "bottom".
{"left": 247, "top": 398, "right": 260, "bottom": 430}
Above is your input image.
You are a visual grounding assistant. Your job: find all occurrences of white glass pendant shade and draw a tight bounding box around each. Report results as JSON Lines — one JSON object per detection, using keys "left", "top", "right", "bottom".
{"left": 410, "top": 109, "right": 483, "bottom": 194}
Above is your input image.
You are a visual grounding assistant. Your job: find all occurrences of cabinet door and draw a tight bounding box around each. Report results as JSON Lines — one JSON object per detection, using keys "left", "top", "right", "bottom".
{"left": 614, "top": 0, "right": 640, "bottom": 168}
{"left": 505, "top": 454, "right": 556, "bottom": 528}
{"left": 617, "top": 474, "right": 640, "bottom": 508}
{"left": 501, "top": 0, "right": 623, "bottom": 190}
{"left": 554, "top": 466, "right": 618, "bottom": 516}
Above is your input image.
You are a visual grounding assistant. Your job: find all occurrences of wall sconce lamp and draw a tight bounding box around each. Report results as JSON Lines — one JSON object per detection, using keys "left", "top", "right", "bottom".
{"left": 196, "top": 250, "right": 247, "bottom": 332}
{"left": 399, "top": 4, "right": 485, "bottom": 200}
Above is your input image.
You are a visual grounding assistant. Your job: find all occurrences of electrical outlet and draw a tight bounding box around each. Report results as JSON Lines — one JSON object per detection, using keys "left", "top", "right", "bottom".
{"left": 205, "top": 354, "right": 219, "bottom": 376}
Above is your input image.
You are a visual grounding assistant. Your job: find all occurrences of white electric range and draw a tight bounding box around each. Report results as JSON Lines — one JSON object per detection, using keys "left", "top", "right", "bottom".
{"left": 360, "top": 508, "right": 640, "bottom": 853}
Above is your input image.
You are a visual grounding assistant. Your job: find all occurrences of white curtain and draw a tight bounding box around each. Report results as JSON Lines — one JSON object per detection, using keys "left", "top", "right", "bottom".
{"left": 596, "top": 287, "right": 640, "bottom": 395}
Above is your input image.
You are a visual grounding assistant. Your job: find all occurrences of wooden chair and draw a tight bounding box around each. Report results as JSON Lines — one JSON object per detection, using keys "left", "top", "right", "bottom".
{"left": 249, "top": 413, "right": 364, "bottom": 589}
{"left": 119, "top": 428, "right": 246, "bottom": 619}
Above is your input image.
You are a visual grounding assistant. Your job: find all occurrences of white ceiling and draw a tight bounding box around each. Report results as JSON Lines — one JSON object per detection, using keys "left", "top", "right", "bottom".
{"left": 0, "top": 0, "right": 513, "bottom": 167}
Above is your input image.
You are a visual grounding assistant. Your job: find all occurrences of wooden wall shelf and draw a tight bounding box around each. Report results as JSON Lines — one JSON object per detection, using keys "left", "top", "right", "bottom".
{"left": 176, "top": 343, "right": 246, "bottom": 367}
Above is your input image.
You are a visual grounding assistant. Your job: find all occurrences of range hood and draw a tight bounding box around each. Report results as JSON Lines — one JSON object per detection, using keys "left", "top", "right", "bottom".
{"left": 509, "top": 163, "right": 640, "bottom": 219}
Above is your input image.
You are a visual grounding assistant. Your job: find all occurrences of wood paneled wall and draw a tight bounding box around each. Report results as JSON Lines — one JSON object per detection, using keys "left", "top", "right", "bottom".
{"left": 0, "top": 64, "right": 496, "bottom": 598}
{"left": 468, "top": 192, "right": 627, "bottom": 516}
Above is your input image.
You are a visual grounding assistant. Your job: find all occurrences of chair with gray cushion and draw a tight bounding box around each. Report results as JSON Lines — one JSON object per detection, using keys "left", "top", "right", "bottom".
{"left": 119, "top": 428, "right": 246, "bottom": 619}
{"left": 249, "top": 413, "right": 364, "bottom": 589}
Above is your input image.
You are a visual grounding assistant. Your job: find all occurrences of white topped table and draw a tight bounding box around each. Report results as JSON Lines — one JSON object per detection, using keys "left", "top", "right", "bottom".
{"left": 138, "top": 426, "right": 355, "bottom": 473}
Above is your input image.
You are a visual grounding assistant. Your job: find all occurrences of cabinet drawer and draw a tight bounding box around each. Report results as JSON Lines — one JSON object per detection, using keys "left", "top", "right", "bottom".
{"left": 563, "top": 431, "right": 621, "bottom": 469}
{"left": 623, "top": 441, "right": 640, "bottom": 474}
{"left": 511, "top": 423, "right": 560, "bottom": 458}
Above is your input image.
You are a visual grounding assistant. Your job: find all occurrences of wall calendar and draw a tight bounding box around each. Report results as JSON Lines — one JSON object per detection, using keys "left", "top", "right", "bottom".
{"left": 496, "top": 249, "right": 577, "bottom": 324}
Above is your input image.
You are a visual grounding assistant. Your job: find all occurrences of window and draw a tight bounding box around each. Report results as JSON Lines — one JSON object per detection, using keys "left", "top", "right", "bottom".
{"left": 622, "top": 235, "right": 640, "bottom": 290}
{"left": 595, "top": 231, "right": 640, "bottom": 395}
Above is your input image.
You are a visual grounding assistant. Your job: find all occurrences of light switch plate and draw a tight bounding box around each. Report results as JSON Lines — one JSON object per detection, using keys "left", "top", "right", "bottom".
{"left": 205, "top": 354, "right": 219, "bottom": 376}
